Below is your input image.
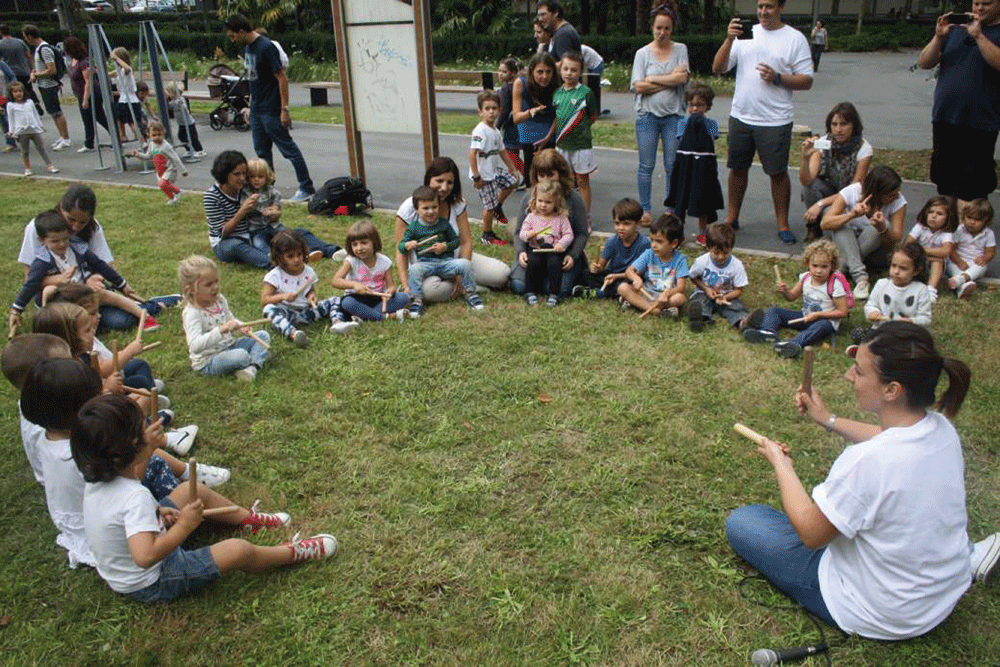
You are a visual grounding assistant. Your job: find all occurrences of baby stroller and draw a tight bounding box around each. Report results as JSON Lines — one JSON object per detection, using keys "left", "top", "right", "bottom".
{"left": 206, "top": 63, "right": 250, "bottom": 132}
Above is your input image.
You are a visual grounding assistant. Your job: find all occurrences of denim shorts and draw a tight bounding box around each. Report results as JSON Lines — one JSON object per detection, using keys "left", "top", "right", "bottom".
{"left": 126, "top": 544, "right": 220, "bottom": 603}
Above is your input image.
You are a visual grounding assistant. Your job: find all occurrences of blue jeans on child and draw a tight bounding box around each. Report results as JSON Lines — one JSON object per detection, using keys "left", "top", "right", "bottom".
{"left": 250, "top": 226, "right": 340, "bottom": 257}
{"left": 127, "top": 541, "right": 220, "bottom": 603}
{"left": 760, "top": 308, "right": 836, "bottom": 347}
{"left": 726, "top": 504, "right": 837, "bottom": 626}
{"left": 635, "top": 112, "right": 681, "bottom": 213}
{"left": 199, "top": 332, "right": 271, "bottom": 376}
{"left": 690, "top": 292, "right": 751, "bottom": 326}
{"left": 213, "top": 237, "right": 272, "bottom": 269}
{"left": 97, "top": 294, "right": 182, "bottom": 332}
{"left": 341, "top": 292, "right": 411, "bottom": 321}
{"left": 263, "top": 298, "right": 344, "bottom": 337}
{"left": 122, "top": 358, "right": 154, "bottom": 390}
{"left": 408, "top": 258, "right": 476, "bottom": 299}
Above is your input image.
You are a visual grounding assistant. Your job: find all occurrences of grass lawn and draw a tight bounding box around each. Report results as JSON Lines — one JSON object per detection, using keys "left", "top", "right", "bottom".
{"left": 1, "top": 179, "right": 999, "bottom": 665}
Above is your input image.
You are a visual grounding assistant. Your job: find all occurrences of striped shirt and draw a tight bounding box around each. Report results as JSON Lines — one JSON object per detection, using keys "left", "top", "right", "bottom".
{"left": 203, "top": 184, "right": 248, "bottom": 247}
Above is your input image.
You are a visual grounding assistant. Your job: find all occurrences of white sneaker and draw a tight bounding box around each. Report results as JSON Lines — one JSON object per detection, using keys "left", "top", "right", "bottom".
{"left": 852, "top": 277, "right": 870, "bottom": 300}
{"left": 23, "top": 169, "right": 32, "bottom": 176}
{"left": 958, "top": 281, "right": 977, "bottom": 300}
{"left": 165, "top": 424, "right": 198, "bottom": 456}
{"left": 153, "top": 379, "right": 166, "bottom": 393}
{"left": 330, "top": 320, "right": 360, "bottom": 334}
{"left": 46, "top": 164, "right": 59, "bottom": 173}
{"left": 331, "top": 248, "right": 348, "bottom": 262}
{"left": 77, "top": 145, "right": 95, "bottom": 153}
{"left": 183, "top": 462, "right": 230, "bottom": 488}
{"left": 194, "top": 150, "right": 207, "bottom": 157}
{"left": 284, "top": 532, "right": 338, "bottom": 562}
{"left": 234, "top": 366, "right": 257, "bottom": 382}
{"left": 52, "top": 138, "right": 70, "bottom": 151}
{"left": 166, "top": 196, "right": 179, "bottom": 206}
{"left": 157, "top": 393, "right": 171, "bottom": 410}
{"left": 972, "top": 533, "right": 1000, "bottom": 585}
{"left": 394, "top": 309, "right": 406, "bottom": 322}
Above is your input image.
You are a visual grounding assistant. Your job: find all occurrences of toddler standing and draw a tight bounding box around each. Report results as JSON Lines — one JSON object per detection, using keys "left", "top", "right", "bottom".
{"left": 470, "top": 90, "right": 519, "bottom": 245}
{"left": 553, "top": 51, "right": 598, "bottom": 212}
{"left": 165, "top": 81, "right": 204, "bottom": 156}
{"left": 4, "top": 81, "right": 58, "bottom": 175}
{"left": 130, "top": 120, "right": 187, "bottom": 205}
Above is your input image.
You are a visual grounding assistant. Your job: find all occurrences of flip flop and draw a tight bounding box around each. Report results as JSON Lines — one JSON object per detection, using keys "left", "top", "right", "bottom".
{"left": 778, "top": 230, "right": 797, "bottom": 245}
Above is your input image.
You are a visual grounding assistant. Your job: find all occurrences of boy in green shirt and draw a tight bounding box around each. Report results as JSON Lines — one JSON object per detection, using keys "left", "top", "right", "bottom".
{"left": 553, "top": 51, "right": 598, "bottom": 212}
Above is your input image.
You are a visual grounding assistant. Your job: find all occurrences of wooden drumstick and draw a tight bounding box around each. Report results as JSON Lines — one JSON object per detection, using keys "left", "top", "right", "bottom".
{"left": 136, "top": 310, "right": 147, "bottom": 343}
{"left": 112, "top": 340, "right": 120, "bottom": 373}
{"left": 127, "top": 386, "right": 152, "bottom": 398}
{"left": 788, "top": 317, "right": 806, "bottom": 325}
{"left": 291, "top": 277, "right": 316, "bottom": 301}
{"left": 243, "top": 329, "right": 271, "bottom": 350}
{"left": 203, "top": 506, "right": 240, "bottom": 517}
{"left": 188, "top": 458, "right": 197, "bottom": 498}
{"left": 802, "top": 346, "right": 815, "bottom": 395}
{"left": 148, "top": 388, "right": 157, "bottom": 419}
{"left": 238, "top": 318, "right": 270, "bottom": 328}
{"left": 774, "top": 265, "right": 783, "bottom": 284}
{"left": 733, "top": 422, "right": 766, "bottom": 446}
{"left": 638, "top": 303, "right": 658, "bottom": 319}
{"left": 141, "top": 341, "right": 163, "bottom": 352}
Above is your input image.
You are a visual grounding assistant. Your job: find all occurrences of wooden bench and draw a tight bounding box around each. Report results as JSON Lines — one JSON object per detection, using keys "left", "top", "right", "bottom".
{"left": 304, "top": 69, "right": 496, "bottom": 107}
{"left": 136, "top": 69, "right": 188, "bottom": 92}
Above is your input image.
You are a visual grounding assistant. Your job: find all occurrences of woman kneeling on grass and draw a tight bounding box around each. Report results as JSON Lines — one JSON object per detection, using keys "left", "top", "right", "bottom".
{"left": 727, "top": 321, "right": 999, "bottom": 640}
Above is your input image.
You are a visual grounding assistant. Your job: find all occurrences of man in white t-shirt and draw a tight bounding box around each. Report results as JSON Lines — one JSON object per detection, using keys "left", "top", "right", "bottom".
{"left": 712, "top": 0, "right": 813, "bottom": 245}
{"left": 21, "top": 24, "right": 71, "bottom": 150}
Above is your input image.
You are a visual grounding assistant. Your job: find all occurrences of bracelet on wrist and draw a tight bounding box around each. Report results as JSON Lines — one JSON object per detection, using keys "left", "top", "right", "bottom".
{"left": 825, "top": 414, "right": 837, "bottom": 432}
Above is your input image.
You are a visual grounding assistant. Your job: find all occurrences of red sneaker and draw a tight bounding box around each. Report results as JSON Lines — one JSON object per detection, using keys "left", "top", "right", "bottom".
{"left": 240, "top": 500, "right": 291, "bottom": 534}
{"left": 143, "top": 314, "right": 161, "bottom": 333}
{"left": 480, "top": 231, "right": 509, "bottom": 246}
{"left": 696, "top": 233, "right": 707, "bottom": 247}
{"left": 283, "top": 532, "right": 338, "bottom": 562}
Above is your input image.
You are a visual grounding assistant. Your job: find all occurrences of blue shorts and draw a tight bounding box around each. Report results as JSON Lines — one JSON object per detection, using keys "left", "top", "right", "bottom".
{"left": 126, "top": 543, "right": 220, "bottom": 603}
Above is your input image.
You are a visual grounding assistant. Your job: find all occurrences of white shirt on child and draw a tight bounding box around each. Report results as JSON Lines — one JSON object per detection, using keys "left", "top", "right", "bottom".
{"left": 798, "top": 270, "right": 846, "bottom": 331}
{"left": 952, "top": 226, "right": 996, "bottom": 264}
{"left": 18, "top": 405, "right": 46, "bottom": 485}
{"left": 263, "top": 265, "right": 318, "bottom": 309}
{"left": 84, "top": 476, "right": 163, "bottom": 594}
{"left": 37, "top": 434, "right": 95, "bottom": 568}
{"left": 814, "top": 412, "right": 970, "bottom": 640}
{"left": 839, "top": 183, "right": 907, "bottom": 234}
{"left": 908, "top": 222, "right": 953, "bottom": 250}
{"left": 182, "top": 295, "right": 238, "bottom": 371}
{"left": 344, "top": 253, "right": 392, "bottom": 294}
{"left": 864, "top": 278, "right": 932, "bottom": 326}
{"left": 688, "top": 253, "right": 748, "bottom": 294}
{"left": 18, "top": 218, "right": 114, "bottom": 266}
{"left": 5, "top": 100, "right": 45, "bottom": 135}
{"left": 469, "top": 121, "right": 506, "bottom": 182}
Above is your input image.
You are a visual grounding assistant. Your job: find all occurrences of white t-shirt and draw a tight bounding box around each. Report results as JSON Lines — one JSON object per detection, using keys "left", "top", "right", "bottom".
{"left": 344, "top": 253, "right": 392, "bottom": 294}
{"left": 263, "top": 265, "right": 317, "bottom": 309}
{"left": 726, "top": 24, "right": 813, "bottom": 126}
{"left": 396, "top": 196, "right": 467, "bottom": 263}
{"left": 908, "top": 222, "right": 954, "bottom": 250}
{"left": 813, "top": 412, "right": 971, "bottom": 640}
{"left": 798, "top": 270, "right": 846, "bottom": 330}
{"left": 18, "top": 405, "right": 46, "bottom": 485}
{"left": 864, "top": 278, "right": 933, "bottom": 326}
{"left": 469, "top": 121, "right": 506, "bottom": 182}
{"left": 117, "top": 68, "right": 139, "bottom": 104}
{"left": 953, "top": 226, "right": 996, "bottom": 264}
{"left": 688, "top": 253, "right": 748, "bottom": 294}
{"left": 838, "top": 182, "right": 907, "bottom": 234}
{"left": 84, "top": 476, "right": 163, "bottom": 594}
{"left": 19, "top": 218, "right": 114, "bottom": 266}
{"left": 37, "top": 434, "right": 95, "bottom": 568}
{"left": 182, "top": 295, "right": 238, "bottom": 371}
{"left": 581, "top": 44, "right": 603, "bottom": 71}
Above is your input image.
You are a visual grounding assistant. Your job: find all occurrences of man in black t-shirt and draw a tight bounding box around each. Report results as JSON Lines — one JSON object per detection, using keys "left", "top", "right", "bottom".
{"left": 536, "top": 0, "right": 580, "bottom": 63}
{"left": 224, "top": 15, "right": 314, "bottom": 200}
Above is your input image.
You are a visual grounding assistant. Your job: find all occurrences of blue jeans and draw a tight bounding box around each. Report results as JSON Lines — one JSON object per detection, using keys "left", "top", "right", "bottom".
{"left": 199, "top": 332, "right": 271, "bottom": 376}
{"left": 1, "top": 111, "right": 16, "bottom": 148}
{"left": 213, "top": 237, "right": 272, "bottom": 269}
{"left": 408, "top": 258, "right": 476, "bottom": 299}
{"left": 127, "top": 543, "right": 220, "bottom": 603}
{"left": 761, "top": 308, "right": 836, "bottom": 347}
{"left": 97, "top": 295, "right": 182, "bottom": 332}
{"left": 509, "top": 256, "right": 583, "bottom": 297}
{"left": 635, "top": 112, "right": 681, "bottom": 213}
{"left": 250, "top": 226, "right": 339, "bottom": 257}
{"left": 726, "top": 504, "right": 838, "bottom": 627}
{"left": 341, "top": 292, "right": 411, "bottom": 321}
{"left": 250, "top": 111, "right": 314, "bottom": 194}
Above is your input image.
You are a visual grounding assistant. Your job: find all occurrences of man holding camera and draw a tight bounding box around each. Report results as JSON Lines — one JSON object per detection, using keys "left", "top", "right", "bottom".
{"left": 712, "top": 0, "right": 813, "bottom": 245}
{"left": 919, "top": 0, "right": 1000, "bottom": 206}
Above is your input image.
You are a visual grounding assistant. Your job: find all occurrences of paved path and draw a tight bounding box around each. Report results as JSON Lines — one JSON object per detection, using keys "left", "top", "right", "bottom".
{"left": 2, "top": 50, "right": 997, "bottom": 277}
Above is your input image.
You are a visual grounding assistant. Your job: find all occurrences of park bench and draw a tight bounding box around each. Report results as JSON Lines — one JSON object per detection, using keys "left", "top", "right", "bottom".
{"left": 304, "top": 69, "right": 496, "bottom": 107}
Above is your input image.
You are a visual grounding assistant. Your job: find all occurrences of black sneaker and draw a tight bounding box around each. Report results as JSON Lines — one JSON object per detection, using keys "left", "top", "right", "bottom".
{"left": 480, "top": 231, "right": 509, "bottom": 246}
{"left": 740, "top": 308, "right": 765, "bottom": 332}
{"left": 774, "top": 340, "right": 802, "bottom": 358}
{"left": 572, "top": 285, "right": 596, "bottom": 300}
{"left": 493, "top": 204, "right": 508, "bottom": 225}
{"left": 408, "top": 301, "right": 424, "bottom": 319}
{"left": 687, "top": 301, "right": 704, "bottom": 332}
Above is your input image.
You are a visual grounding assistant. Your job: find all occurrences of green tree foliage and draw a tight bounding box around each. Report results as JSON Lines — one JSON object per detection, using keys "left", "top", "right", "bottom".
{"left": 216, "top": 0, "right": 298, "bottom": 29}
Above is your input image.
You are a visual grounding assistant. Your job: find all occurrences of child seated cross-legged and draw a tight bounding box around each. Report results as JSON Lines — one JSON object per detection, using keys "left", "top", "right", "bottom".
{"left": 73, "top": 394, "right": 337, "bottom": 603}
{"left": 262, "top": 230, "right": 357, "bottom": 347}
{"left": 947, "top": 198, "right": 996, "bottom": 300}
{"left": 519, "top": 180, "right": 574, "bottom": 307}
{"left": 400, "top": 186, "right": 484, "bottom": 318}
{"left": 741, "top": 239, "right": 851, "bottom": 359}
{"left": 619, "top": 213, "right": 689, "bottom": 318}
{"left": 180, "top": 255, "right": 271, "bottom": 382}
{"left": 850, "top": 241, "right": 932, "bottom": 347}
{"left": 685, "top": 222, "right": 750, "bottom": 333}
{"left": 331, "top": 221, "right": 411, "bottom": 322}
{"left": 576, "top": 198, "right": 651, "bottom": 300}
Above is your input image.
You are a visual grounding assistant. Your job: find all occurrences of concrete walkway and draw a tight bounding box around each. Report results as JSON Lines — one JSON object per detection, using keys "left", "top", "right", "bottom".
{"left": 2, "top": 50, "right": 997, "bottom": 277}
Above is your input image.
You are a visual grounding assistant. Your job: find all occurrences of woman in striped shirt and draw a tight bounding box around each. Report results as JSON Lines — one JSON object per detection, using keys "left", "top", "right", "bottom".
{"left": 203, "top": 150, "right": 271, "bottom": 269}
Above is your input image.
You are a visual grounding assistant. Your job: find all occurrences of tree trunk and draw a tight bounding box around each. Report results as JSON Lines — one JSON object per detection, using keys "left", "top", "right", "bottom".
{"left": 831, "top": 0, "right": 841, "bottom": 16}
{"left": 597, "top": 0, "right": 607, "bottom": 34}
{"left": 703, "top": 0, "right": 717, "bottom": 31}
{"left": 635, "top": 0, "right": 652, "bottom": 36}
{"left": 856, "top": 0, "right": 869, "bottom": 35}
{"left": 581, "top": 0, "right": 590, "bottom": 34}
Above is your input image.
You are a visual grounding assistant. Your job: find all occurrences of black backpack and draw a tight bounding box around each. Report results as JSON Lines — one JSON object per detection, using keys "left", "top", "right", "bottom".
{"left": 40, "top": 42, "right": 67, "bottom": 81}
{"left": 308, "top": 177, "right": 372, "bottom": 216}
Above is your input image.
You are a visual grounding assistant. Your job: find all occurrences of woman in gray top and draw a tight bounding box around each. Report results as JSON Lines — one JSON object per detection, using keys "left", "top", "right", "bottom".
{"left": 630, "top": 1, "right": 689, "bottom": 226}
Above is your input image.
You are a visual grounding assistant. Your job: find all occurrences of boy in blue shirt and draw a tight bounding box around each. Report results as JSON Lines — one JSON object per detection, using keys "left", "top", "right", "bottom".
{"left": 576, "top": 198, "right": 650, "bottom": 299}
{"left": 620, "top": 213, "right": 688, "bottom": 317}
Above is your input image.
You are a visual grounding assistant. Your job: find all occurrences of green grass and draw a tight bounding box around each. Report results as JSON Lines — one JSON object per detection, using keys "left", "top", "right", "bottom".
{"left": 1, "top": 179, "right": 998, "bottom": 665}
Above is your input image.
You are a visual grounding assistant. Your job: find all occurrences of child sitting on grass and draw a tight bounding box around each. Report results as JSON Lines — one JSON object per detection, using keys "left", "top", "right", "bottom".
{"left": 331, "top": 220, "right": 410, "bottom": 322}
{"left": 686, "top": 222, "right": 750, "bottom": 333}
{"left": 73, "top": 393, "right": 337, "bottom": 603}
{"left": 578, "top": 198, "right": 651, "bottom": 299}
{"left": 519, "top": 180, "right": 574, "bottom": 307}
{"left": 180, "top": 255, "right": 271, "bottom": 382}
{"left": 619, "top": 213, "right": 688, "bottom": 318}
{"left": 946, "top": 198, "right": 995, "bottom": 300}
{"left": 400, "top": 186, "right": 484, "bottom": 318}
{"left": 851, "top": 241, "right": 932, "bottom": 346}
{"left": 262, "top": 230, "right": 357, "bottom": 347}
{"left": 905, "top": 195, "right": 957, "bottom": 301}
{"left": 742, "top": 239, "right": 850, "bottom": 359}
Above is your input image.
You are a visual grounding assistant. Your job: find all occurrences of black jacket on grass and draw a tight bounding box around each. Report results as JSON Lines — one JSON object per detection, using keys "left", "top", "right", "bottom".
{"left": 665, "top": 114, "right": 724, "bottom": 223}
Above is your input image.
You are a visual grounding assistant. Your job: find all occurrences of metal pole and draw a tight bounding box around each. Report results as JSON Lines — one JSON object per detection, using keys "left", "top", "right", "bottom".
{"left": 88, "top": 24, "right": 125, "bottom": 172}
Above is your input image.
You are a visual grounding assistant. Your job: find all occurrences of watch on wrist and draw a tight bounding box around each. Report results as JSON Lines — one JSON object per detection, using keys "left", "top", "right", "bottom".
{"left": 773, "top": 72, "right": 782, "bottom": 87}
{"left": 825, "top": 414, "right": 837, "bottom": 432}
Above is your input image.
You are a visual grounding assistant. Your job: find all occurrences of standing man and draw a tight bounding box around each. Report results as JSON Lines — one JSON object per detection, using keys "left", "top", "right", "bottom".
{"left": 22, "top": 24, "right": 71, "bottom": 150}
{"left": 224, "top": 15, "right": 314, "bottom": 202}
{"left": 919, "top": 0, "right": 1000, "bottom": 208}
{"left": 712, "top": 0, "right": 813, "bottom": 245}
{"left": 0, "top": 24, "right": 40, "bottom": 113}
{"left": 537, "top": 1, "right": 581, "bottom": 63}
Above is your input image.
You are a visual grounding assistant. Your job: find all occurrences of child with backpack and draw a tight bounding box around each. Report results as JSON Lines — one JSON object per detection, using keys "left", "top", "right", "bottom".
{"left": 741, "top": 239, "right": 851, "bottom": 359}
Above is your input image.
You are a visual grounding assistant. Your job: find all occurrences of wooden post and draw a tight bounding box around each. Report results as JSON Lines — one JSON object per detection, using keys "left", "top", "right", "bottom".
{"left": 331, "top": 0, "right": 366, "bottom": 183}
{"left": 413, "top": 0, "right": 439, "bottom": 165}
